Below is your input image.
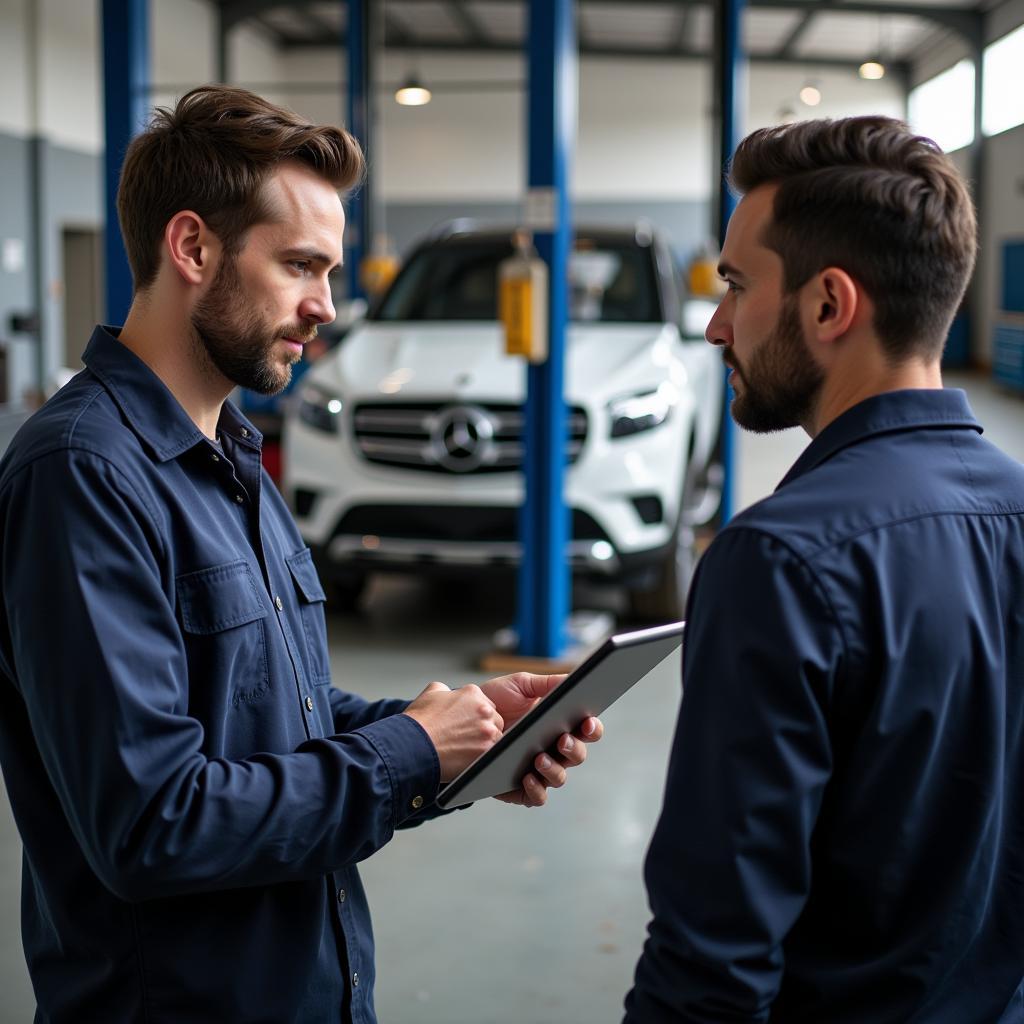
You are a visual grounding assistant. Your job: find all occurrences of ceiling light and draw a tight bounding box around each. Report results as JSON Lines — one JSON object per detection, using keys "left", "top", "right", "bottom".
{"left": 859, "top": 61, "right": 886, "bottom": 80}
{"left": 395, "top": 76, "right": 431, "bottom": 106}
{"left": 799, "top": 83, "right": 822, "bottom": 107}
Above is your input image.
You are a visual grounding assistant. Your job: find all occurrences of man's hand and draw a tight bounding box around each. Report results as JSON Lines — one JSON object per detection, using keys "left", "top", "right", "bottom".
{"left": 479, "top": 672, "right": 604, "bottom": 808}
{"left": 403, "top": 682, "right": 504, "bottom": 782}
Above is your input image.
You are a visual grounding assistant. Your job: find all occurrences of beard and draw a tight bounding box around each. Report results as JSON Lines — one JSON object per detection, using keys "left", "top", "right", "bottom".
{"left": 727, "top": 295, "right": 823, "bottom": 433}
{"left": 190, "top": 255, "right": 315, "bottom": 396}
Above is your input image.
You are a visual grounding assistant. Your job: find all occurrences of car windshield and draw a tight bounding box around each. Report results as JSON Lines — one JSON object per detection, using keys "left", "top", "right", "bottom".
{"left": 372, "top": 237, "right": 663, "bottom": 323}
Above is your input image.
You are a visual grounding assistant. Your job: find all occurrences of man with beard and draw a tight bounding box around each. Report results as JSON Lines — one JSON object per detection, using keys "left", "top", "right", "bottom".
{"left": 0, "top": 86, "right": 602, "bottom": 1024}
{"left": 625, "top": 117, "right": 1024, "bottom": 1022}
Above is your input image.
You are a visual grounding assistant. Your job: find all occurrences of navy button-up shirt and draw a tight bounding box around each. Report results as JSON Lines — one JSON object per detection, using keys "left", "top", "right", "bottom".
{"left": 626, "top": 389, "right": 1024, "bottom": 1023}
{"left": 0, "top": 327, "right": 443, "bottom": 1023}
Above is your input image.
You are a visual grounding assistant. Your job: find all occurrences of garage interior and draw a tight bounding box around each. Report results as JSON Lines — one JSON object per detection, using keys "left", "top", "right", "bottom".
{"left": 1, "top": 0, "right": 1024, "bottom": 1021}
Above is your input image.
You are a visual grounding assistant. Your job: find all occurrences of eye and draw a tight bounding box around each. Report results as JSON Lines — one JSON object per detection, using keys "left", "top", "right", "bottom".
{"left": 289, "top": 260, "right": 312, "bottom": 275}
{"left": 724, "top": 278, "right": 742, "bottom": 294}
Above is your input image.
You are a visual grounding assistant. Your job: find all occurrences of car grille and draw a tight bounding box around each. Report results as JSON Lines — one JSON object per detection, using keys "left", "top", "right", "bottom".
{"left": 351, "top": 402, "right": 588, "bottom": 474}
{"left": 334, "top": 505, "right": 609, "bottom": 543}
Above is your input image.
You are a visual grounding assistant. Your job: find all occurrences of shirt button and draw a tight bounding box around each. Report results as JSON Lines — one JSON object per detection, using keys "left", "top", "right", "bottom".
{"left": 234, "top": 494, "right": 244, "bottom": 504}
{"left": 210, "top": 452, "right": 219, "bottom": 462}
{"left": 240, "top": 427, "right": 250, "bottom": 438}
{"left": 352, "top": 972, "right": 359, "bottom": 988}
{"left": 337, "top": 888, "right": 346, "bottom": 904}
{"left": 411, "top": 795, "right": 424, "bottom": 810}
{"left": 274, "top": 595, "right": 283, "bottom": 611}
{"left": 305, "top": 696, "right": 314, "bottom": 712}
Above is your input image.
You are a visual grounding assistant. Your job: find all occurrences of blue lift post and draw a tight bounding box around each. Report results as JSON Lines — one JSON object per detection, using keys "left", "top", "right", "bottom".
{"left": 345, "top": 0, "right": 369, "bottom": 302}
{"left": 516, "top": 0, "right": 575, "bottom": 658}
{"left": 101, "top": 0, "right": 150, "bottom": 326}
{"left": 714, "top": 0, "right": 743, "bottom": 524}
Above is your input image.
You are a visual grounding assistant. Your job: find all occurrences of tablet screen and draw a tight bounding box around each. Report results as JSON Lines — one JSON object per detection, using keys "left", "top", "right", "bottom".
{"left": 436, "top": 620, "right": 684, "bottom": 809}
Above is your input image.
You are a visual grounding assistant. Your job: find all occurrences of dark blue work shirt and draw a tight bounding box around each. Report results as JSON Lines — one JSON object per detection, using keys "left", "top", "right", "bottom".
{"left": 626, "top": 389, "right": 1024, "bottom": 1023}
{"left": 0, "top": 326, "right": 443, "bottom": 1023}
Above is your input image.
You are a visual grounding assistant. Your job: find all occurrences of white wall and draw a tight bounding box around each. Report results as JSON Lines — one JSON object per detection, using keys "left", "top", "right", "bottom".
{"left": 979, "top": 124, "right": 1024, "bottom": 361}
{"left": 906, "top": 0, "right": 1024, "bottom": 364}
{"left": 0, "top": 0, "right": 31, "bottom": 139}
{"left": 748, "top": 64, "right": 903, "bottom": 127}
{"left": 0, "top": 0, "right": 101, "bottom": 152}
{"left": 0, "top": 0, "right": 1013, "bottom": 383}
{"left": 0, "top": 0, "right": 907, "bottom": 199}
{"left": 276, "top": 49, "right": 901, "bottom": 203}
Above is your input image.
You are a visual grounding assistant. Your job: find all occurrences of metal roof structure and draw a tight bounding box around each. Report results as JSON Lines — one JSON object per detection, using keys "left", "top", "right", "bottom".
{"left": 215, "top": 0, "right": 992, "bottom": 75}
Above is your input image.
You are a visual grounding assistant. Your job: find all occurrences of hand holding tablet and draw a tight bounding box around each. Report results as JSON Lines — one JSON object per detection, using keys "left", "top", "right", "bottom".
{"left": 436, "top": 620, "right": 685, "bottom": 809}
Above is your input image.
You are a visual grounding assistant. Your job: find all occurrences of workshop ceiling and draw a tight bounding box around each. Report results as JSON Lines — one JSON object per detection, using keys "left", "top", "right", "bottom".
{"left": 218, "top": 0, "right": 993, "bottom": 72}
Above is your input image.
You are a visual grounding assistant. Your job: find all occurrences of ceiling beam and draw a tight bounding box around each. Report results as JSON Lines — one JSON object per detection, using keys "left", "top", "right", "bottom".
{"left": 776, "top": 9, "right": 815, "bottom": 60}
{"left": 282, "top": 32, "right": 911, "bottom": 74}
{"left": 669, "top": 2, "right": 694, "bottom": 55}
{"left": 382, "top": 9, "right": 417, "bottom": 47}
{"left": 222, "top": 0, "right": 982, "bottom": 56}
{"left": 446, "top": 1, "right": 488, "bottom": 45}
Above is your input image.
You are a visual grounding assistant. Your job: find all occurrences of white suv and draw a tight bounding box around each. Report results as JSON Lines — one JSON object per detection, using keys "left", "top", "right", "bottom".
{"left": 282, "top": 224, "right": 723, "bottom": 618}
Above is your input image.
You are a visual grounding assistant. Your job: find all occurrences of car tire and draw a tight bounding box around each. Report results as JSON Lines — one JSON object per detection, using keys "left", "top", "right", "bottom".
{"left": 625, "top": 445, "right": 721, "bottom": 622}
{"left": 626, "top": 513, "right": 697, "bottom": 622}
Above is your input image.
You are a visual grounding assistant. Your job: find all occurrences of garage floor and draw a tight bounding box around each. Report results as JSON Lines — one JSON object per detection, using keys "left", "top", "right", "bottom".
{"left": 1, "top": 372, "right": 1021, "bottom": 1022}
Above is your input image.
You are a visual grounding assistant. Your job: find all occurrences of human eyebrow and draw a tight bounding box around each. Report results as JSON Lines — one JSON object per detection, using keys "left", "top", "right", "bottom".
{"left": 717, "top": 260, "right": 746, "bottom": 282}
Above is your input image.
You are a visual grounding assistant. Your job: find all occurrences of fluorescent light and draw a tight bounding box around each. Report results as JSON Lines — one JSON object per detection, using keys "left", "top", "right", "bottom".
{"left": 859, "top": 61, "right": 886, "bottom": 80}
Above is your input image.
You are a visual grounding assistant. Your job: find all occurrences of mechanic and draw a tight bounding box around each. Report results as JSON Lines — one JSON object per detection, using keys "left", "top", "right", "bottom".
{"left": 0, "top": 86, "right": 601, "bottom": 1024}
{"left": 625, "top": 116, "right": 1024, "bottom": 1023}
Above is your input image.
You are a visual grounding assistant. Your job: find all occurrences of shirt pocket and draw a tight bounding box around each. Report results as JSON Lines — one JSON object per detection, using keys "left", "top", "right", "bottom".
{"left": 285, "top": 548, "right": 332, "bottom": 686}
{"left": 176, "top": 560, "right": 271, "bottom": 706}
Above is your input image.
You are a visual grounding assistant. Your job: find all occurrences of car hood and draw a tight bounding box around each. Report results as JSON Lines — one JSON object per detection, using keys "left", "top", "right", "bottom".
{"left": 323, "top": 321, "right": 679, "bottom": 401}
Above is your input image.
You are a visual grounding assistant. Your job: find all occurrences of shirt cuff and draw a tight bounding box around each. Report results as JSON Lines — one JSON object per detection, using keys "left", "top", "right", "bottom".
{"left": 355, "top": 713, "right": 440, "bottom": 828}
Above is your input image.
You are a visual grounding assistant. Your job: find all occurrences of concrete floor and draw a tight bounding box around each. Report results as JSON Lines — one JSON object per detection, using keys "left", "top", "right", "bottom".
{"left": 0, "top": 371, "right": 1020, "bottom": 1022}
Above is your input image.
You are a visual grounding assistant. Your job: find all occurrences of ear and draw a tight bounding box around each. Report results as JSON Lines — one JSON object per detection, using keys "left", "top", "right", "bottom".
{"left": 802, "top": 266, "right": 861, "bottom": 346}
{"left": 163, "top": 210, "right": 218, "bottom": 287}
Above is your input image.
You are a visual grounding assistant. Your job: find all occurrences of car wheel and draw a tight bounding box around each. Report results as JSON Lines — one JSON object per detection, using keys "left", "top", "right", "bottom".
{"left": 625, "top": 448, "right": 718, "bottom": 622}
{"left": 626, "top": 513, "right": 697, "bottom": 622}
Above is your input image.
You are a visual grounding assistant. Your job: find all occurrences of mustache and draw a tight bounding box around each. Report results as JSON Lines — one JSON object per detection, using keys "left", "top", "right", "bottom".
{"left": 277, "top": 325, "right": 319, "bottom": 344}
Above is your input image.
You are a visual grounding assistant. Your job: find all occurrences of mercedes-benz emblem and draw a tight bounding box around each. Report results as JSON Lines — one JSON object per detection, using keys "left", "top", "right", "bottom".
{"left": 430, "top": 405, "right": 495, "bottom": 472}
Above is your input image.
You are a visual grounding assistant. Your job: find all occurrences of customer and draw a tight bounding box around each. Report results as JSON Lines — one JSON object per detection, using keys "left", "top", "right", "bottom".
{"left": 625, "top": 116, "right": 1024, "bottom": 1022}
{"left": 0, "top": 86, "right": 601, "bottom": 1024}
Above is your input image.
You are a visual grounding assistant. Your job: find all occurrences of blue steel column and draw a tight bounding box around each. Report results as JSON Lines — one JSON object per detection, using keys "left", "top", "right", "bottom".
{"left": 101, "top": 0, "right": 150, "bottom": 324}
{"left": 345, "top": 0, "right": 369, "bottom": 301}
{"left": 715, "top": 0, "right": 742, "bottom": 523}
{"left": 516, "top": 0, "right": 575, "bottom": 657}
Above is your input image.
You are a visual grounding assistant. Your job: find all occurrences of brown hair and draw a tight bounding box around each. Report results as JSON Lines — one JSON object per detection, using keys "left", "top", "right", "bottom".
{"left": 117, "top": 85, "right": 365, "bottom": 291}
{"left": 728, "top": 116, "right": 977, "bottom": 362}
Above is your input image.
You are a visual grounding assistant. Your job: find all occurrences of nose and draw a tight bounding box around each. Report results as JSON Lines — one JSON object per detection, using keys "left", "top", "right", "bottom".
{"left": 705, "top": 296, "right": 732, "bottom": 349}
{"left": 299, "top": 277, "right": 336, "bottom": 327}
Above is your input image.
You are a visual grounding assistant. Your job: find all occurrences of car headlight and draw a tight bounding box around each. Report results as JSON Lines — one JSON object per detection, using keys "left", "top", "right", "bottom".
{"left": 297, "top": 383, "right": 344, "bottom": 435}
{"left": 608, "top": 386, "right": 675, "bottom": 438}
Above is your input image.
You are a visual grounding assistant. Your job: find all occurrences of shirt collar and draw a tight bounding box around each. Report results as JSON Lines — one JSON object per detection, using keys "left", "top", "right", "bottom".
{"left": 82, "top": 325, "right": 263, "bottom": 463}
{"left": 778, "top": 388, "right": 982, "bottom": 490}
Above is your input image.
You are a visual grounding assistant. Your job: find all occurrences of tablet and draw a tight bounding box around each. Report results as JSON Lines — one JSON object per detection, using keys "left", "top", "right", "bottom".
{"left": 435, "top": 620, "right": 684, "bottom": 809}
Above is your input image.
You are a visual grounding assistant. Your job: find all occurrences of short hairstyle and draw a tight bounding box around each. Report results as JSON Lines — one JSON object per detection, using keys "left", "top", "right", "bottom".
{"left": 117, "top": 85, "right": 365, "bottom": 291}
{"left": 728, "top": 116, "right": 977, "bottom": 362}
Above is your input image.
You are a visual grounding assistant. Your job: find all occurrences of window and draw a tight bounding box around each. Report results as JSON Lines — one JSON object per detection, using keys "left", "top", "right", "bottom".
{"left": 908, "top": 59, "right": 976, "bottom": 154}
{"left": 983, "top": 24, "right": 1024, "bottom": 137}
{"left": 373, "top": 237, "right": 663, "bottom": 324}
